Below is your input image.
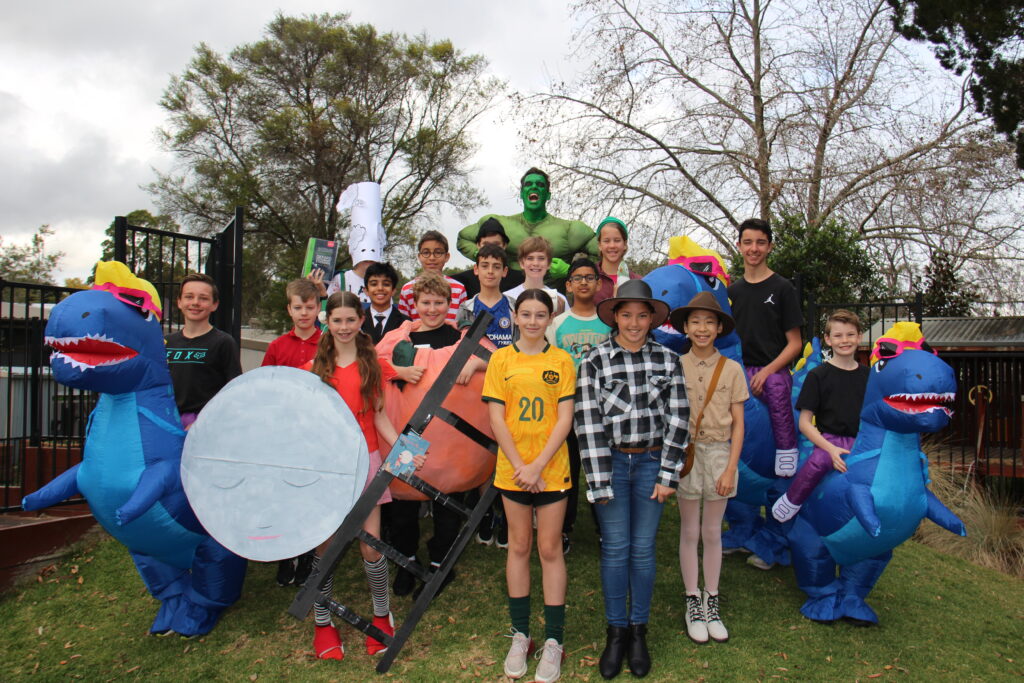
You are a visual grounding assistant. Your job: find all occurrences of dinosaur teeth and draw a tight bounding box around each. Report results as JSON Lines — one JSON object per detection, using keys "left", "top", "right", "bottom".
{"left": 47, "top": 335, "right": 139, "bottom": 369}
{"left": 883, "top": 392, "right": 956, "bottom": 416}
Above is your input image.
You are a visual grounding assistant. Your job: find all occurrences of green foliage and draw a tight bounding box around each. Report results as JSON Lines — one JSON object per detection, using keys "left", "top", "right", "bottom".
{"left": 890, "top": 0, "right": 1024, "bottom": 168}
{"left": 728, "top": 214, "right": 883, "bottom": 309}
{"left": 150, "top": 13, "right": 501, "bottom": 326}
{"left": 0, "top": 225, "right": 64, "bottom": 285}
{"left": 921, "top": 250, "right": 980, "bottom": 316}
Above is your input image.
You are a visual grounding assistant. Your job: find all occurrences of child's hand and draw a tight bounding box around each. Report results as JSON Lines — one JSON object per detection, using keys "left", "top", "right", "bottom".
{"left": 514, "top": 462, "right": 544, "bottom": 492}
{"left": 306, "top": 268, "right": 328, "bottom": 298}
{"left": 395, "top": 365, "right": 426, "bottom": 384}
{"left": 456, "top": 366, "right": 474, "bottom": 385}
{"left": 715, "top": 467, "right": 738, "bottom": 497}
{"left": 749, "top": 367, "right": 770, "bottom": 396}
{"left": 827, "top": 445, "right": 850, "bottom": 473}
{"left": 412, "top": 454, "right": 427, "bottom": 470}
{"left": 650, "top": 483, "right": 674, "bottom": 503}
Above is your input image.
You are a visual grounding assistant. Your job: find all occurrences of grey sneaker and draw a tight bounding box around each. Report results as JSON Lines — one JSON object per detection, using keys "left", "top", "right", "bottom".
{"left": 534, "top": 638, "right": 564, "bottom": 682}
{"left": 703, "top": 591, "right": 729, "bottom": 642}
{"left": 503, "top": 630, "right": 533, "bottom": 679}
{"left": 684, "top": 593, "right": 708, "bottom": 644}
{"left": 747, "top": 553, "right": 775, "bottom": 570}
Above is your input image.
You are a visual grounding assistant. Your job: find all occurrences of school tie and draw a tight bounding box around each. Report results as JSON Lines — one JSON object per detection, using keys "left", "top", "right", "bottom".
{"left": 374, "top": 314, "right": 385, "bottom": 338}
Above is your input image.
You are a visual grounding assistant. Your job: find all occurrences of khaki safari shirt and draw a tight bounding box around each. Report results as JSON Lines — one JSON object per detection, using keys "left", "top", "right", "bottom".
{"left": 680, "top": 350, "right": 749, "bottom": 443}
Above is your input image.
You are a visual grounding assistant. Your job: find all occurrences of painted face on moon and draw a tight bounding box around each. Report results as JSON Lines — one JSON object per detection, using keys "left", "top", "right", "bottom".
{"left": 181, "top": 366, "right": 369, "bottom": 562}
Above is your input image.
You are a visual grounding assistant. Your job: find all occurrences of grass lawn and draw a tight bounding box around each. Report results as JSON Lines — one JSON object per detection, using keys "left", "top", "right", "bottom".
{"left": 2, "top": 501, "right": 1022, "bottom": 682}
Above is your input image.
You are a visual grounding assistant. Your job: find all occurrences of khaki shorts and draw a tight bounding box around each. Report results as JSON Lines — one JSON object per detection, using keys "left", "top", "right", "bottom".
{"left": 677, "top": 441, "right": 735, "bottom": 501}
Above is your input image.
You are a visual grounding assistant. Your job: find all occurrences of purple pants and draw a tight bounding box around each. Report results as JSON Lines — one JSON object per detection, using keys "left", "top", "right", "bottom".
{"left": 181, "top": 412, "right": 199, "bottom": 429}
{"left": 745, "top": 366, "right": 797, "bottom": 451}
{"left": 786, "top": 433, "right": 856, "bottom": 505}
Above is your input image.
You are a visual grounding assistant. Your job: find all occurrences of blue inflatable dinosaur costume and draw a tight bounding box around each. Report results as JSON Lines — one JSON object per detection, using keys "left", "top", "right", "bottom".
{"left": 787, "top": 322, "right": 965, "bottom": 624}
{"left": 644, "top": 238, "right": 812, "bottom": 561}
{"left": 22, "top": 262, "right": 247, "bottom": 636}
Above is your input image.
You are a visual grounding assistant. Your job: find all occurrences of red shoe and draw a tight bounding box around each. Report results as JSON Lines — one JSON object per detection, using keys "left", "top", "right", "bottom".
{"left": 314, "top": 624, "right": 344, "bottom": 660}
{"left": 365, "top": 613, "right": 395, "bottom": 655}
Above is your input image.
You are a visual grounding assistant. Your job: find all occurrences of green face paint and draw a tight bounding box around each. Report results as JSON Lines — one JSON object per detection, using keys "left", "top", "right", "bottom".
{"left": 519, "top": 173, "right": 550, "bottom": 222}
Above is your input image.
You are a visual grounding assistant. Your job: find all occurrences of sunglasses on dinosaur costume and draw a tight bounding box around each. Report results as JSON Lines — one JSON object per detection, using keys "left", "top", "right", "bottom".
{"left": 870, "top": 336, "right": 936, "bottom": 362}
{"left": 670, "top": 255, "right": 730, "bottom": 285}
{"left": 91, "top": 282, "right": 163, "bottom": 320}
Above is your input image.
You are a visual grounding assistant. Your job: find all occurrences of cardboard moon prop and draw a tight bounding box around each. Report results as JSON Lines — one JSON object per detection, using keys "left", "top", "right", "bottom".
{"left": 181, "top": 366, "right": 369, "bottom": 562}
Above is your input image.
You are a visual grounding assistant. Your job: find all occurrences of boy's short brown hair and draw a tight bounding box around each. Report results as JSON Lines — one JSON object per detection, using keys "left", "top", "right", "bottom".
{"left": 417, "top": 230, "right": 449, "bottom": 253}
{"left": 412, "top": 271, "right": 451, "bottom": 302}
{"left": 285, "top": 278, "right": 319, "bottom": 303}
{"left": 179, "top": 273, "right": 218, "bottom": 302}
{"left": 824, "top": 309, "right": 862, "bottom": 334}
{"left": 476, "top": 243, "right": 509, "bottom": 268}
{"left": 517, "top": 236, "right": 552, "bottom": 261}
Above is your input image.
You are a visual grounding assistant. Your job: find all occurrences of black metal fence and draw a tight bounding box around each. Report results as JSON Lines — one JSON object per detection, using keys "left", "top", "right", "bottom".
{"left": 114, "top": 207, "right": 244, "bottom": 343}
{"left": 804, "top": 293, "right": 924, "bottom": 349}
{"left": 1, "top": 280, "right": 93, "bottom": 512}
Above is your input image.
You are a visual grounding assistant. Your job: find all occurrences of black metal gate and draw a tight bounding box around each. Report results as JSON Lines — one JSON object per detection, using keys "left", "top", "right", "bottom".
{"left": 113, "top": 207, "right": 244, "bottom": 344}
{"left": 804, "top": 293, "right": 924, "bottom": 349}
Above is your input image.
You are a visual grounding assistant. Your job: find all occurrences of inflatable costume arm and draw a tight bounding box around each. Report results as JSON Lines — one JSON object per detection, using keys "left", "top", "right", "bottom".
{"left": 115, "top": 460, "right": 178, "bottom": 526}
{"left": 848, "top": 483, "right": 882, "bottom": 537}
{"left": 925, "top": 489, "right": 967, "bottom": 536}
{"left": 22, "top": 464, "right": 81, "bottom": 510}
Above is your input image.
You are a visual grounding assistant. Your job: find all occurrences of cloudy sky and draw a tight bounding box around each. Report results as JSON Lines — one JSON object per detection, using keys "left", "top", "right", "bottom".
{"left": 0, "top": 1, "right": 583, "bottom": 280}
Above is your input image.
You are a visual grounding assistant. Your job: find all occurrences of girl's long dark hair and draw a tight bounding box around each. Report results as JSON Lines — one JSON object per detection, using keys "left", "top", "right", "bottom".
{"left": 311, "top": 292, "right": 383, "bottom": 412}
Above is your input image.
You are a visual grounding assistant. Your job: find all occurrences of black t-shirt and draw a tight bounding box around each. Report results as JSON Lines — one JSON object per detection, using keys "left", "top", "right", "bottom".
{"left": 409, "top": 324, "right": 461, "bottom": 350}
{"left": 727, "top": 273, "right": 804, "bottom": 367}
{"left": 795, "top": 362, "right": 870, "bottom": 437}
{"left": 165, "top": 327, "right": 242, "bottom": 414}
{"left": 452, "top": 267, "right": 525, "bottom": 300}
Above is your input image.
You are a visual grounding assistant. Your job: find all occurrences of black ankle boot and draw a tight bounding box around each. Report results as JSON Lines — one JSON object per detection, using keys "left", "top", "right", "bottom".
{"left": 627, "top": 623, "right": 651, "bottom": 677}
{"left": 599, "top": 625, "right": 629, "bottom": 679}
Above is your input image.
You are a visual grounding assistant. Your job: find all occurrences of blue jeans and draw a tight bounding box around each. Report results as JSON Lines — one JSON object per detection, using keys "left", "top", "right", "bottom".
{"left": 594, "top": 448, "right": 666, "bottom": 626}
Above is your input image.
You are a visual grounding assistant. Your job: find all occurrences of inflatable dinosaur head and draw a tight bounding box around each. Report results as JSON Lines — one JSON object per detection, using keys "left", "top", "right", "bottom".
{"left": 45, "top": 261, "right": 171, "bottom": 393}
{"left": 861, "top": 322, "right": 955, "bottom": 434}
{"left": 643, "top": 236, "right": 737, "bottom": 353}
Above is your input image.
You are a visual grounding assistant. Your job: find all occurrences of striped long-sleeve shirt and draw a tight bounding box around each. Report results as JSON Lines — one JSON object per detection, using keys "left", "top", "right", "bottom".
{"left": 574, "top": 336, "right": 690, "bottom": 503}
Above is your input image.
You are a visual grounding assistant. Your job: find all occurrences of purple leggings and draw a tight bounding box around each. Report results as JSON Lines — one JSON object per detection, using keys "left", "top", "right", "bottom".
{"left": 786, "top": 433, "right": 856, "bottom": 505}
{"left": 745, "top": 366, "right": 797, "bottom": 450}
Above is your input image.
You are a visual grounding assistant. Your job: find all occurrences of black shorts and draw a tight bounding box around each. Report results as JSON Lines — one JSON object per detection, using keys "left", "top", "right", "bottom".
{"left": 498, "top": 488, "right": 569, "bottom": 507}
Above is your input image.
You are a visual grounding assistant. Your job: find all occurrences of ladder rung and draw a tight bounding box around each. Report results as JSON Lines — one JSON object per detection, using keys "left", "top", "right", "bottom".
{"left": 434, "top": 407, "right": 497, "bottom": 452}
{"left": 356, "top": 530, "right": 430, "bottom": 581}
{"left": 397, "top": 473, "right": 473, "bottom": 517}
{"left": 319, "top": 597, "right": 393, "bottom": 646}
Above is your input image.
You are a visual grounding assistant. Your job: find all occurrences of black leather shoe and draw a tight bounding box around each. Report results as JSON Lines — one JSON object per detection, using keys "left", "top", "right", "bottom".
{"left": 627, "top": 623, "right": 651, "bottom": 677}
{"left": 599, "top": 625, "right": 629, "bottom": 679}
{"left": 393, "top": 566, "right": 416, "bottom": 597}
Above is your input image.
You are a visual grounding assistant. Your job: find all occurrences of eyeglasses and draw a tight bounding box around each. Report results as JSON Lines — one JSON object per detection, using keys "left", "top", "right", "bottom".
{"left": 418, "top": 249, "right": 447, "bottom": 258}
{"left": 569, "top": 275, "right": 598, "bottom": 283}
{"left": 871, "top": 336, "right": 937, "bottom": 362}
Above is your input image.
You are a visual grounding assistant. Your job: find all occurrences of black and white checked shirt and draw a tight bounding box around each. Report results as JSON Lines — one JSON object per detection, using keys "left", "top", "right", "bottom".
{"left": 575, "top": 337, "right": 690, "bottom": 503}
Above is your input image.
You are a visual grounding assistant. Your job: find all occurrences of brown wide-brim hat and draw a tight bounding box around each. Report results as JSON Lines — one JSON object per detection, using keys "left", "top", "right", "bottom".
{"left": 669, "top": 291, "right": 735, "bottom": 336}
{"left": 596, "top": 279, "right": 670, "bottom": 329}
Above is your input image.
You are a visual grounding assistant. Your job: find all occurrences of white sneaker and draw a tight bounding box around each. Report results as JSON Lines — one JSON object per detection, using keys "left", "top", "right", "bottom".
{"left": 703, "top": 591, "right": 729, "bottom": 642}
{"left": 747, "top": 553, "right": 774, "bottom": 570}
{"left": 684, "top": 593, "right": 708, "bottom": 644}
{"left": 775, "top": 448, "right": 798, "bottom": 477}
{"left": 503, "top": 630, "right": 533, "bottom": 679}
{"left": 771, "top": 493, "right": 802, "bottom": 522}
{"left": 534, "top": 638, "right": 564, "bottom": 682}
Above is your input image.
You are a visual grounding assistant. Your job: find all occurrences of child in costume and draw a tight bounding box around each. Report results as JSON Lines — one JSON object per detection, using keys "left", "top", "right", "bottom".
{"left": 397, "top": 230, "right": 467, "bottom": 323}
{"left": 576, "top": 280, "right": 690, "bottom": 680}
{"left": 772, "top": 309, "right": 869, "bottom": 522}
{"left": 304, "top": 291, "right": 417, "bottom": 661}
{"left": 670, "top": 292, "right": 748, "bottom": 644}
{"left": 483, "top": 289, "right": 576, "bottom": 682}
{"left": 456, "top": 243, "right": 517, "bottom": 349}
{"left": 262, "top": 278, "right": 323, "bottom": 587}
{"left": 361, "top": 262, "right": 409, "bottom": 344}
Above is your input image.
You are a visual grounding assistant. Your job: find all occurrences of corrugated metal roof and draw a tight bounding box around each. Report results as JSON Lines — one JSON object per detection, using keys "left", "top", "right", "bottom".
{"left": 864, "top": 317, "right": 1024, "bottom": 348}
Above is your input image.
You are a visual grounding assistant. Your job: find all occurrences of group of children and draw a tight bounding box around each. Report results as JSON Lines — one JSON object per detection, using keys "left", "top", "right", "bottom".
{"left": 163, "top": 216, "right": 871, "bottom": 682}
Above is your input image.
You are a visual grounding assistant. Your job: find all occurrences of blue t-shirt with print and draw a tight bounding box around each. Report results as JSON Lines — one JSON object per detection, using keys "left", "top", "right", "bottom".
{"left": 476, "top": 295, "right": 514, "bottom": 348}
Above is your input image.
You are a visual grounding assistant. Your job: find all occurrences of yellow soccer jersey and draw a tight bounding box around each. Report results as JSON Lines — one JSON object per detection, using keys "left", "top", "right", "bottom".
{"left": 482, "top": 344, "right": 576, "bottom": 492}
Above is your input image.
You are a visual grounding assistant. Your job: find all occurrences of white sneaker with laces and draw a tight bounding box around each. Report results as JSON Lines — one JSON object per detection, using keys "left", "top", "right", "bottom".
{"left": 534, "top": 638, "right": 564, "bottom": 682}
{"left": 771, "top": 493, "right": 802, "bottom": 522}
{"left": 503, "top": 630, "right": 533, "bottom": 679}
{"left": 684, "top": 592, "right": 709, "bottom": 644}
{"left": 703, "top": 591, "right": 729, "bottom": 642}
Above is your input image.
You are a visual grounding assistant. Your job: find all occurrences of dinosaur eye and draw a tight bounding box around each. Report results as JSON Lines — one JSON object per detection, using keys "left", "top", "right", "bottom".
{"left": 704, "top": 276, "right": 721, "bottom": 290}
{"left": 873, "top": 359, "right": 887, "bottom": 372}
{"left": 876, "top": 341, "right": 900, "bottom": 359}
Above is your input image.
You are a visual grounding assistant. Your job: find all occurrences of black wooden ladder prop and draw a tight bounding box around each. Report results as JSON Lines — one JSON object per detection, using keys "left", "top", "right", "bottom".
{"left": 289, "top": 313, "right": 497, "bottom": 674}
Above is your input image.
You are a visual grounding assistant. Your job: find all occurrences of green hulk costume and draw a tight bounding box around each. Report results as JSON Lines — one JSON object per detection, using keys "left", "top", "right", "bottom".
{"left": 457, "top": 169, "right": 599, "bottom": 285}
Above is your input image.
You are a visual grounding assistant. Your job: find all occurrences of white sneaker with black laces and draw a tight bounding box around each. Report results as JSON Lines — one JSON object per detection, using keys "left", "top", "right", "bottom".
{"left": 703, "top": 591, "right": 729, "bottom": 642}
{"left": 534, "top": 638, "right": 564, "bottom": 682}
{"left": 503, "top": 630, "right": 533, "bottom": 679}
{"left": 684, "top": 592, "right": 708, "bottom": 644}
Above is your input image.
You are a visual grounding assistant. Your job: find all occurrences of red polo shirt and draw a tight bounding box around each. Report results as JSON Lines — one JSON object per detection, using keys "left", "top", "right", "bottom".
{"left": 261, "top": 327, "right": 321, "bottom": 369}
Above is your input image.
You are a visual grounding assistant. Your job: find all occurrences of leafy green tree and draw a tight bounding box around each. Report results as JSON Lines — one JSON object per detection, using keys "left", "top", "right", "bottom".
{"left": 0, "top": 225, "right": 64, "bottom": 285}
{"left": 150, "top": 13, "right": 501, "bottom": 324}
{"left": 889, "top": 0, "right": 1024, "bottom": 168}
{"left": 921, "top": 250, "right": 980, "bottom": 316}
